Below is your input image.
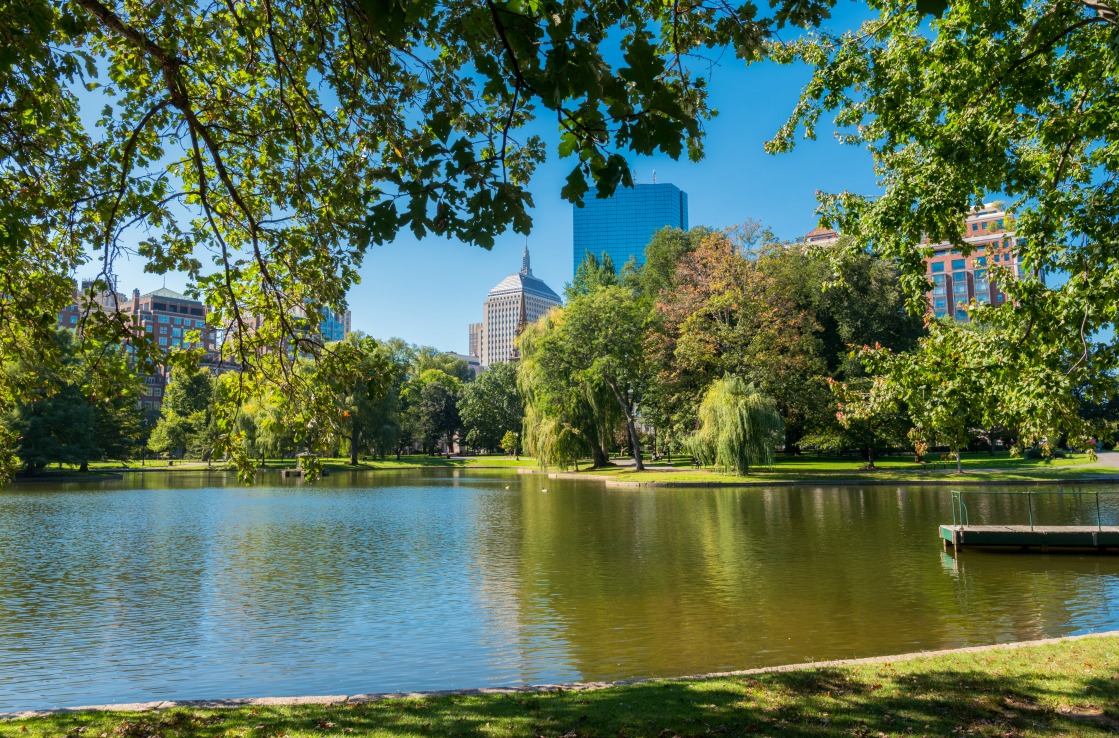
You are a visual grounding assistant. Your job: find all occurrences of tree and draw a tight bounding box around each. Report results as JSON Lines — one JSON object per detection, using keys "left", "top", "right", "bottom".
{"left": 565, "top": 252, "right": 618, "bottom": 301}
{"left": 148, "top": 371, "right": 215, "bottom": 459}
{"left": 1, "top": 328, "right": 143, "bottom": 475}
{"left": 500, "top": 430, "right": 520, "bottom": 458}
{"left": 560, "top": 286, "right": 651, "bottom": 470}
{"left": 518, "top": 312, "right": 619, "bottom": 469}
{"left": 6, "top": 383, "right": 96, "bottom": 474}
{"left": 770, "top": 0, "right": 1119, "bottom": 449}
{"left": 315, "top": 333, "right": 395, "bottom": 465}
{"left": 684, "top": 376, "right": 783, "bottom": 475}
{"left": 407, "top": 369, "right": 463, "bottom": 454}
{"left": 459, "top": 361, "right": 522, "bottom": 452}
{"left": 650, "top": 226, "right": 825, "bottom": 445}
{"left": 2, "top": 0, "right": 840, "bottom": 484}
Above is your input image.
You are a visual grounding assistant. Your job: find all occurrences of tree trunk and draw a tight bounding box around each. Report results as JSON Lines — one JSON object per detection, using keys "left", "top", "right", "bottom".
{"left": 350, "top": 415, "right": 359, "bottom": 465}
{"left": 865, "top": 446, "right": 875, "bottom": 470}
{"left": 956, "top": 448, "right": 963, "bottom": 474}
{"left": 592, "top": 444, "right": 609, "bottom": 468}
{"left": 79, "top": 460, "right": 89, "bottom": 473}
{"left": 606, "top": 381, "right": 643, "bottom": 471}
{"left": 626, "top": 414, "right": 644, "bottom": 471}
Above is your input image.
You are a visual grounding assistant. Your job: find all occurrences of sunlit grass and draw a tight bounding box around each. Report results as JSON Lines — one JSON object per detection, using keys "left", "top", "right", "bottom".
{"left": 7, "top": 636, "right": 1117, "bottom": 737}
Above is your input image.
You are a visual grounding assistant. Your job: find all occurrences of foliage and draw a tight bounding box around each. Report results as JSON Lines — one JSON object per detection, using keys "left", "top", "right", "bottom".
{"left": 551, "top": 285, "right": 651, "bottom": 469}
{"left": 769, "top": 0, "right": 1119, "bottom": 447}
{"left": 408, "top": 370, "right": 463, "bottom": 454}
{"left": 517, "top": 312, "right": 615, "bottom": 469}
{"left": 148, "top": 371, "right": 216, "bottom": 460}
{"left": 1, "top": 329, "right": 144, "bottom": 475}
{"left": 684, "top": 376, "right": 783, "bottom": 475}
{"left": 500, "top": 430, "right": 519, "bottom": 456}
{"left": 565, "top": 251, "right": 618, "bottom": 301}
{"left": 1, "top": 0, "right": 841, "bottom": 480}
{"left": 459, "top": 361, "right": 522, "bottom": 451}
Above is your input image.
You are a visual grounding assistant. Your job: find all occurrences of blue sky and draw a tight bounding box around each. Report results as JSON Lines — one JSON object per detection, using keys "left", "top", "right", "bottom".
{"left": 97, "top": 4, "right": 878, "bottom": 354}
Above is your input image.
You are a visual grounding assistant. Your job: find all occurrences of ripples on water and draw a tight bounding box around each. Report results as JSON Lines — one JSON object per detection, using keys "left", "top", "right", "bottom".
{"left": 1, "top": 471, "right": 1117, "bottom": 711}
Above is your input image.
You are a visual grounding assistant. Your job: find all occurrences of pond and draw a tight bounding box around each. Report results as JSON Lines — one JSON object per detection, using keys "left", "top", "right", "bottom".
{"left": 2, "top": 470, "right": 1118, "bottom": 712}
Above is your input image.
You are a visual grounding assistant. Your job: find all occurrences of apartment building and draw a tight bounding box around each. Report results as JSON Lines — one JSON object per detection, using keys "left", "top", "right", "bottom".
{"left": 924, "top": 204, "right": 1021, "bottom": 320}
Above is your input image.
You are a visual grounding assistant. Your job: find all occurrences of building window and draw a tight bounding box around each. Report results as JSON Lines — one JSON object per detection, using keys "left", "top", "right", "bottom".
{"left": 172, "top": 327, "right": 181, "bottom": 337}
{"left": 931, "top": 262, "right": 944, "bottom": 273}
{"left": 158, "top": 337, "right": 168, "bottom": 346}
{"left": 158, "top": 315, "right": 169, "bottom": 323}
{"left": 975, "top": 256, "right": 987, "bottom": 266}
{"left": 951, "top": 259, "right": 966, "bottom": 270}
{"left": 70, "top": 315, "right": 77, "bottom": 323}
{"left": 971, "top": 223, "right": 978, "bottom": 231}
{"left": 173, "top": 317, "right": 182, "bottom": 325}
{"left": 997, "top": 219, "right": 1003, "bottom": 229}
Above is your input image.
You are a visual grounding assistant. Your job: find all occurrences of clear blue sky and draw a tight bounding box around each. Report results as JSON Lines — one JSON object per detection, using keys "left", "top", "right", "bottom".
{"left": 97, "top": 4, "right": 878, "bottom": 354}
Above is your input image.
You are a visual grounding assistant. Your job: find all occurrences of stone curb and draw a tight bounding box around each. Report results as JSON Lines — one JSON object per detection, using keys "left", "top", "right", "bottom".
{"left": 4, "top": 631, "right": 1115, "bottom": 720}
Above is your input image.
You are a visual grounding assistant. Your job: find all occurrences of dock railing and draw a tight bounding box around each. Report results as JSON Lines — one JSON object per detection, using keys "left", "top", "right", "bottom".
{"left": 949, "top": 488, "right": 1110, "bottom": 531}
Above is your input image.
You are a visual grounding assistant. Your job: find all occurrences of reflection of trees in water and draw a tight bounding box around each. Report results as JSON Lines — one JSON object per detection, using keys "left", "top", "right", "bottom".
{"left": 485, "top": 482, "right": 1119, "bottom": 681}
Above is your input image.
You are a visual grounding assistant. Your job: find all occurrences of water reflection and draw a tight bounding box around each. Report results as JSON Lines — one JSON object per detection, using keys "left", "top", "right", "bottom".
{"left": 0, "top": 472, "right": 1116, "bottom": 711}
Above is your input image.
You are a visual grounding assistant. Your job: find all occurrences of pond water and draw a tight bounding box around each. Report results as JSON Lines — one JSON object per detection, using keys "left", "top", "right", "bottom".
{"left": 2, "top": 470, "right": 1118, "bottom": 711}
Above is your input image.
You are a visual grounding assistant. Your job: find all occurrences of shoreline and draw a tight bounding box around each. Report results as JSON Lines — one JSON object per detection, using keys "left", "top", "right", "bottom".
{"left": 11, "top": 462, "right": 1119, "bottom": 488}
{"left": 5, "top": 630, "right": 1116, "bottom": 720}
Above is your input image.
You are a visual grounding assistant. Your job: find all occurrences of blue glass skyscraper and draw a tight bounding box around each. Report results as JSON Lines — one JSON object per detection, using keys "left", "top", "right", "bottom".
{"left": 572, "top": 182, "right": 689, "bottom": 275}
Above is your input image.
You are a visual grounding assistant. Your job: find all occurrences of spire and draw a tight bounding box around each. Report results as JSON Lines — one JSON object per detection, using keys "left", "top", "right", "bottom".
{"left": 520, "top": 241, "right": 532, "bottom": 277}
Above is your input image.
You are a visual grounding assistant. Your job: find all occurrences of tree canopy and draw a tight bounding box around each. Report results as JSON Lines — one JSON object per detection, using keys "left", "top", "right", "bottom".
{"left": 769, "top": 0, "right": 1119, "bottom": 447}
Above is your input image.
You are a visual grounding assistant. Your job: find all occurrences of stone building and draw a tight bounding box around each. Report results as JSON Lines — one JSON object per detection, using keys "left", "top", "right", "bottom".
{"left": 469, "top": 246, "right": 562, "bottom": 367}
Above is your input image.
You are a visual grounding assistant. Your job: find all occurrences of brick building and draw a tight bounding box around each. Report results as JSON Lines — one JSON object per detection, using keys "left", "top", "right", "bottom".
{"left": 120, "top": 287, "right": 216, "bottom": 411}
{"left": 924, "top": 204, "right": 1021, "bottom": 320}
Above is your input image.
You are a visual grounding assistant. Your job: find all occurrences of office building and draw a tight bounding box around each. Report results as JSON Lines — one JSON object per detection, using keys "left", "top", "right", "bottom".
{"left": 925, "top": 203, "right": 1021, "bottom": 320}
{"left": 572, "top": 182, "right": 688, "bottom": 275}
{"left": 471, "top": 246, "right": 562, "bottom": 367}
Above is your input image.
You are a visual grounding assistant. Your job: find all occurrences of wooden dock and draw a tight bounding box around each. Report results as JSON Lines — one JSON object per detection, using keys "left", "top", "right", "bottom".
{"left": 940, "top": 524, "right": 1119, "bottom": 551}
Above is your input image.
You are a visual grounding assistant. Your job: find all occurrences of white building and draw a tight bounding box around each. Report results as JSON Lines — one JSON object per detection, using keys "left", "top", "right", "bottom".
{"left": 469, "top": 246, "right": 562, "bottom": 367}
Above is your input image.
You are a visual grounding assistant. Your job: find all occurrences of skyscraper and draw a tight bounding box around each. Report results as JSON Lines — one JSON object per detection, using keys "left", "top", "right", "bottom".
{"left": 572, "top": 182, "right": 688, "bottom": 275}
{"left": 470, "top": 246, "right": 562, "bottom": 367}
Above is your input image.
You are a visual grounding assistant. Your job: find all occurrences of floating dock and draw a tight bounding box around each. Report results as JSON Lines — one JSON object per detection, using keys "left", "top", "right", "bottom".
{"left": 940, "top": 524, "right": 1119, "bottom": 551}
{"left": 941, "top": 489, "right": 1118, "bottom": 552}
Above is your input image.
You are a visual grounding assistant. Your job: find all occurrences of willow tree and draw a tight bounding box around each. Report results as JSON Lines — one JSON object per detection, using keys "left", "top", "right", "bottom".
{"left": 686, "top": 376, "right": 783, "bottom": 475}
{"left": 517, "top": 313, "right": 615, "bottom": 470}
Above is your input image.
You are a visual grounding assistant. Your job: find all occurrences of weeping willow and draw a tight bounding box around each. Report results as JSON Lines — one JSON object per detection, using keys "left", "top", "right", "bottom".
{"left": 685, "top": 376, "right": 784, "bottom": 475}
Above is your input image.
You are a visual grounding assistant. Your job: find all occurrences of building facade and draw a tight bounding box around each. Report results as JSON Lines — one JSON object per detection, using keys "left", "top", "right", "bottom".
{"left": 924, "top": 204, "right": 1021, "bottom": 320}
{"left": 803, "top": 226, "right": 840, "bottom": 245}
{"left": 120, "top": 287, "right": 217, "bottom": 411}
{"left": 572, "top": 182, "right": 688, "bottom": 275}
{"left": 472, "top": 246, "right": 562, "bottom": 367}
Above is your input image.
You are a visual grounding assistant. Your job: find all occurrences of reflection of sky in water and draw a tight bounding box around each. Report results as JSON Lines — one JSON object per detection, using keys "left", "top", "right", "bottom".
{"left": 0, "top": 472, "right": 1117, "bottom": 711}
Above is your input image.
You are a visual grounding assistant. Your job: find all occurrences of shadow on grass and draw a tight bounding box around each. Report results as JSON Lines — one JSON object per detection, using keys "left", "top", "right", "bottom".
{"left": 21, "top": 665, "right": 1119, "bottom": 738}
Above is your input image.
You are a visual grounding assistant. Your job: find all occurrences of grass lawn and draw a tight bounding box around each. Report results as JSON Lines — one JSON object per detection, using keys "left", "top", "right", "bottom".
{"left": 6, "top": 636, "right": 1117, "bottom": 736}
{"left": 558, "top": 452, "right": 1117, "bottom": 485}
{"left": 32, "top": 456, "right": 534, "bottom": 476}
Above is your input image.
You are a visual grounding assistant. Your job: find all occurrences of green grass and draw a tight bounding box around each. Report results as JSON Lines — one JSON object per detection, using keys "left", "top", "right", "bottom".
{"left": 557, "top": 452, "right": 1116, "bottom": 485}
{"left": 33, "top": 456, "right": 535, "bottom": 476}
{"left": 6, "top": 636, "right": 1117, "bottom": 736}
